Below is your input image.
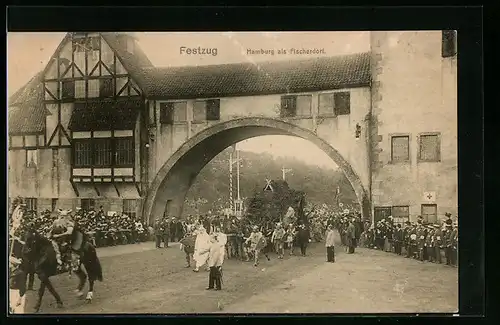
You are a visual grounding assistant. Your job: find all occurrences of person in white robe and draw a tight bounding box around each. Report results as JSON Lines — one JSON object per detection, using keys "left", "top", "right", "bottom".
{"left": 214, "top": 227, "right": 228, "bottom": 262}
{"left": 193, "top": 226, "right": 211, "bottom": 272}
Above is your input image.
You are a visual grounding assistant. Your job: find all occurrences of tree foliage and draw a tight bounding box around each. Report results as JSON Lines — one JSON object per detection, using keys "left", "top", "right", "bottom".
{"left": 184, "top": 147, "right": 358, "bottom": 216}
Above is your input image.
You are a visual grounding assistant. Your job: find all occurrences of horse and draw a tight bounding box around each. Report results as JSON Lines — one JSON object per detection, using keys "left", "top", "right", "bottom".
{"left": 22, "top": 229, "right": 103, "bottom": 313}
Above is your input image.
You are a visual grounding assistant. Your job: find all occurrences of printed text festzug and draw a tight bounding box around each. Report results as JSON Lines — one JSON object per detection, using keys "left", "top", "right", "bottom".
{"left": 180, "top": 46, "right": 218, "bottom": 56}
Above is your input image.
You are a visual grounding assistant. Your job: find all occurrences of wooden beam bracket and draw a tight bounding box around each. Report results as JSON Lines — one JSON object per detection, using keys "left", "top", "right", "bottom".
{"left": 70, "top": 180, "right": 80, "bottom": 197}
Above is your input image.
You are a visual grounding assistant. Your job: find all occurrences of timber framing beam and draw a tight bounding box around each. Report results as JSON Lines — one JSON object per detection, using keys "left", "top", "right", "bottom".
{"left": 113, "top": 182, "right": 121, "bottom": 197}
{"left": 70, "top": 180, "right": 80, "bottom": 197}
{"left": 134, "top": 182, "right": 141, "bottom": 197}
{"left": 93, "top": 182, "right": 101, "bottom": 197}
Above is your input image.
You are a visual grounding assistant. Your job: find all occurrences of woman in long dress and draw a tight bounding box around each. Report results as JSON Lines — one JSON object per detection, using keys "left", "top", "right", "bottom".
{"left": 193, "top": 226, "right": 211, "bottom": 272}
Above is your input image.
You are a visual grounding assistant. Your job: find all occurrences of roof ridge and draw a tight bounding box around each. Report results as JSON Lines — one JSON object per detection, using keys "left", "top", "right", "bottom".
{"left": 142, "top": 51, "right": 370, "bottom": 71}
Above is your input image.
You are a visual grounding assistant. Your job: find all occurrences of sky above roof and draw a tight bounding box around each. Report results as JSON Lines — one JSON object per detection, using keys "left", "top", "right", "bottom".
{"left": 7, "top": 32, "right": 370, "bottom": 170}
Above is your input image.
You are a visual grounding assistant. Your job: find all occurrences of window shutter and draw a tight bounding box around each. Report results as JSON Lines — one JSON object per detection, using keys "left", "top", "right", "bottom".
{"left": 280, "top": 96, "right": 297, "bottom": 117}
{"left": 334, "top": 92, "right": 351, "bottom": 115}
{"left": 160, "top": 103, "right": 174, "bottom": 124}
{"left": 206, "top": 99, "right": 220, "bottom": 121}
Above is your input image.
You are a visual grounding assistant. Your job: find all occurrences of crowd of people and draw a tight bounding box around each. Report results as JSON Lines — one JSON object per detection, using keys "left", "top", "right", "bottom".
{"left": 358, "top": 213, "right": 459, "bottom": 267}
{"left": 9, "top": 205, "right": 150, "bottom": 248}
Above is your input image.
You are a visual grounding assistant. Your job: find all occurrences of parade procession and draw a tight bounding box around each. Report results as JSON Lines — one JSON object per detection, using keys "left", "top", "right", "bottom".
{"left": 8, "top": 31, "right": 459, "bottom": 314}
{"left": 9, "top": 188, "right": 459, "bottom": 313}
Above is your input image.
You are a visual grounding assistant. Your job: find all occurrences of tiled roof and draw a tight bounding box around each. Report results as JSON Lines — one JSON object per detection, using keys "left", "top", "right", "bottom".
{"left": 101, "top": 33, "right": 154, "bottom": 88}
{"left": 139, "top": 52, "right": 371, "bottom": 99}
{"left": 8, "top": 72, "right": 46, "bottom": 134}
{"left": 68, "top": 99, "right": 142, "bottom": 132}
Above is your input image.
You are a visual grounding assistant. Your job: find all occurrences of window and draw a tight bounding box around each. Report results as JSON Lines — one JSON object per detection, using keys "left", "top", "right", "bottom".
{"left": 81, "top": 199, "right": 96, "bottom": 211}
{"left": 374, "top": 206, "right": 392, "bottom": 224}
{"left": 75, "top": 80, "right": 86, "bottom": 99}
{"left": 89, "top": 37, "right": 100, "bottom": 51}
{"left": 296, "top": 95, "right": 312, "bottom": 117}
{"left": 391, "top": 135, "right": 410, "bottom": 163}
{"left": 318, "top": 93, "right": 335, "bottom": 115}
{"left": 51, "top": 198, "right": 58, "bottom": 211}
{"left": 442, "top": 30, "right": 457, "bottom": 58}
{"left": 88, "top": 79, "right": 99, "bottom": 98}
{"left": 25, "top": 198, "right": 37, "bottom": 213}
{"left": 160, "top": 103, "right": 174, "bottom": 124}
{"left": 421, "top": 204, "right": 438, "bottom": 224}
{"left": 392, "top": 206, "right": 410, "bottom": 225}
{"left": 74, "top": 140, "right": 93, "bottom": 167}
{"left": 94, "top": 139, "right": 112, "bottom": 166}
{"left": 173, "top": 102, "right": 188, "bottom": 122}
{"left": 419, "top": 134, "right": 440, "bottom": 162}
{"left": 280, "top": 95, "right": 297, "bottom": 117}
{"left": 61, "top": 80, "right": 75, "bottom": 99}
{"left": 73, "top": 38, "right": 87, "bottom": 52}
{"left": 193, "top": 101, "right": 206, "bottom": 122}
{"left": 100, "top": 78, "right": 114, "bottom": 97}
{"left": 206, "top": 99, "right": 220, "bottom": 121}
{"left": 115, "top": 138, "right": 134, "bottom": 166}
{"left": 26, "top": 149, "right": 37, "bottom": 168}
{"left": 334, "top": 92, "right": 351, "bottom": 115}
{"left": 123, "top": 199, "right": 137, "bottom": 218}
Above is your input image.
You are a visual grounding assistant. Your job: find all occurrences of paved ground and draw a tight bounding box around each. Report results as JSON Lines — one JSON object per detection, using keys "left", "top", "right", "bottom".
{"left": 15, "top": 241, "right": 458, "bottom": 314}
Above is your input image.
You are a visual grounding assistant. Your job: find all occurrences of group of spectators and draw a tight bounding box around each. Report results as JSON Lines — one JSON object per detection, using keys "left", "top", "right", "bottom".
{"left": 9, "top": 205, "right": 149, "bottom": 248}
{"left": 359, "top": 214, "right": 459, "bottom": 266}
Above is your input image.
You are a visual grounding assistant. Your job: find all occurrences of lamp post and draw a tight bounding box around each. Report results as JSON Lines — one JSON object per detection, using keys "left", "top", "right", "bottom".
{"left": 229, "top": 145, "right": 243, "bottom": 215}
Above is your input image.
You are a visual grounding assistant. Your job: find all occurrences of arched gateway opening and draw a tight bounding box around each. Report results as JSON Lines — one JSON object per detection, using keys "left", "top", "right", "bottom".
{"left": 143, "top": 117, "right": 371, "bottom": 224}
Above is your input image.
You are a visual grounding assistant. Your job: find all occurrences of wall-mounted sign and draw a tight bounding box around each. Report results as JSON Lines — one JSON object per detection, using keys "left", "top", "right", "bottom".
{"left": 422, "top": 192, "right": 436, "bottom": 202}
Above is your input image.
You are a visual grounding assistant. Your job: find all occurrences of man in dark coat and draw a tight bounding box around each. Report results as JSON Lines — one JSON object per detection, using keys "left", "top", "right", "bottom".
{"left": 161, "top": 217, "right": 170, "bottom": 248}
{"left": 174, "top": 217, "right": 185, "bottom": 241}
{"left": 346, "top": 220, "right": 356, "bottom": 254}
{"left": 393, "top": 224, "right": 403, "bottom": 255}
{"left": 444, "top": 223, "right": 454, "bottom": 265}
{"left": 153, "top": 218, "right": 163, "bottom": 249}
{"left": 296, "top": 224, "right": 309, "bottom": 256}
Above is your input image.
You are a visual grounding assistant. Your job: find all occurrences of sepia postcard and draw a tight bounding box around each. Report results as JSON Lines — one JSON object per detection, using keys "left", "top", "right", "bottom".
{"left": 7, "top": 31, "right": 458, "bottom": 315}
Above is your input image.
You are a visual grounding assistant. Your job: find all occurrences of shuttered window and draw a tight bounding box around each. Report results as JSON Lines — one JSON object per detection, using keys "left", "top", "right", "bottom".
{"left": 193, "top": 101, "right": 206, "bottom": 122}
{"left": 318, "top": 93, "right": 335, "bottom": 115}
{"left": 280, "top": 96, "right": 297, "bottom": 117}
{"left": 334, "top": 92, "right": 351, "bottom": 115}
{"left": 391, "top": 135, "right": 410, "bottom": 163}
{"left": 296, "top": 95, "right": 312, "bottom": 117}
{"left": 419, "top": 134, "right": 440, "bottom": 162}
{"left": 421, "top": 204, "right": 438, "bottom": 224}
{"left": 206, "top": 99, "right": 221, "bottom": 121}
{"left": 160, "top": 102, "right": 174, "bottom": 124}
{"left": 173, "top": 102, "right": 188, "bottom": 122}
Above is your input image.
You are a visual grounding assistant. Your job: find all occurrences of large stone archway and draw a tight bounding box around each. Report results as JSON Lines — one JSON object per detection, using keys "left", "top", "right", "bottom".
{"left": 143, "top": 117, "right": 371, "bottom": 224}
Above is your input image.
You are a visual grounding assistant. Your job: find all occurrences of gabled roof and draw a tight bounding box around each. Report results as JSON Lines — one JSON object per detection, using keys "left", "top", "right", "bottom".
{"left": 8, "top": 32, "right": 152, "bottom": 136}
{"left": 100, "top": 32, "right": 154, "bottom": 83}
{"left": 8, "top": 72, "right": 46, "bottom": 134}
{"left": 139, "top": 52, "right": 371, "bottom": 99}
{"left": 8, "top": 32, "right": 372, "bottom": 136}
